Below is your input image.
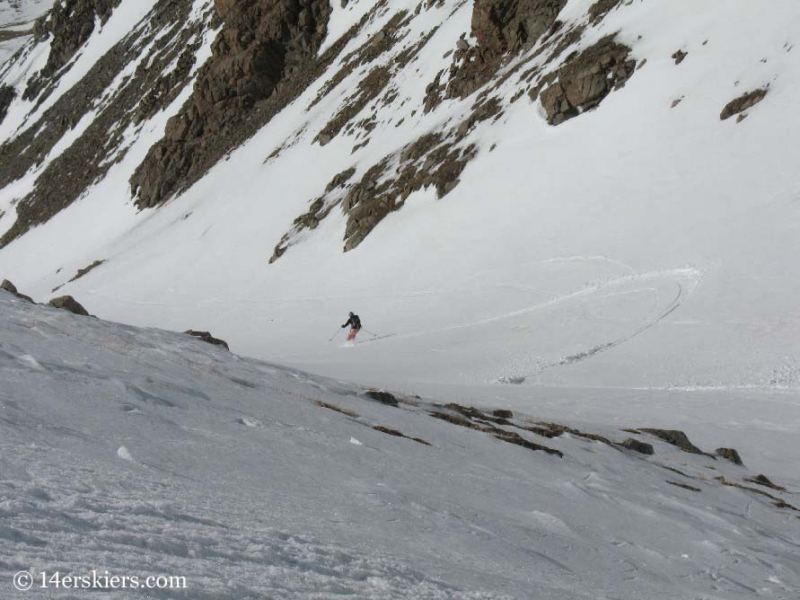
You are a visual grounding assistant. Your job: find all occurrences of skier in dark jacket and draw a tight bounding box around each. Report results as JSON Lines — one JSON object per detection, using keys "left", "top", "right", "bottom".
{"left": 342, "top": 312, "right": 362, "bottom": 341}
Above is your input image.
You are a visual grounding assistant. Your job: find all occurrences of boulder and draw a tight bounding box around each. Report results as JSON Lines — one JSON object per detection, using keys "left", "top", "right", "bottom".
{"left": 1, "top": 279, "right": 18, "bottom": 294}
{"left": 715, "top": 447, "right": 743, "bottom": 465}
{"left": 743, "top": 474, "right": 785, "bottom": 491}
{"left": 185, "top": 330, "right": 230, "bottom": 350}
{"left": 1, "top": 279, "right": 34, "bottom": 303}
{"left": 639, "top": 429, "right": 703, "bottom": 454}
{"left": 364, "top": 389, "right": 399, "bottom": 407}
{"left": 620, "top": 438, "right": 655, "bottom": 455}
{"left": 720, "top": 88, "right": 767, "bottom": 121}
{"left": 48, "top": 295, "right": 90, "bottom": 316}
{"left": 671, "top": 49, "right": 687, "bottom": 65}
{"left": 540, "top": 36, "right": 635, "bottom": 125}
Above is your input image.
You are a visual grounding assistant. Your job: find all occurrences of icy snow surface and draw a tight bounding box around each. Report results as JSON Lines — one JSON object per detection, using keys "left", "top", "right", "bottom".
{"left": 1, "top": 291, "right": 799, "bottom": 599}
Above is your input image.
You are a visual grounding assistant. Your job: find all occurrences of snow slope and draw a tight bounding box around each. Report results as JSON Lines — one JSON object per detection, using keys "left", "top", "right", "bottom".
{"left": 0, "top": 0, "right": 797, "bottom": 545}
{"left": 0, "top": 0, "right": 797, "bottom": 393}
{"left": 2, "top": 290, "right": 799, "bottom": 599}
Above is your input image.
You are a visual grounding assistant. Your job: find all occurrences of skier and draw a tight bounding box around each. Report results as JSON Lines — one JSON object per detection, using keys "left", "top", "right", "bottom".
{"left": 341, "top": 311, "right": 362, "bottom": 342}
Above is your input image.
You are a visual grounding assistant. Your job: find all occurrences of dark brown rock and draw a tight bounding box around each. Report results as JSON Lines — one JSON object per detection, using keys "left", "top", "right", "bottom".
{"left": 373, "top": 425, "right": 404, "bottom": 437}
{"left": 439, "top": 0, "right": 566, "bottom": 102}
{"left": 69, "top": 260, "right": 105, "bottom": 283}
{"left": 491, "top": 409, "right": 513, "bottom": 419}
{"left": 0, "top": 85, "right": 15, "bottom": 125}
{"left": 639, "top": 429, "right": 703, "bottom": 454}
{"left": 720, "top": 88, "right": 767, "bottom": 120}
{"left": 24, "top": 0, "right": 122, "bottom": 101}
{"left": 131, "top": 0, "right": 335, "bottom": 209}
{"left": 491, "top": 429, "right": 563, "bottom": 457}
{"left": 588, "top": 0, "right": 621, "bottom": 24}
{"left": 48, "top": 295, "right": 90, "bottom": 316}
{"left": 539, "top": 36, "right": 635, "bottom": 125}
{"left": 1, "top": 279, "right": 18, "bottom": 295}
{"left": 743, "top": 474, "right": 785, "bottom": 491}
{"left": 621, "top": 438, "right": 654, "bottom": 455}
{"left": 671, "top": 49, "right": 687, "bottom": 65}
{"left": 0, "top": 0, "right": 209, "bottom": 248}
{"left": 472, "top": 0, "right": 567, "bottom": 54}
{"left": 364, "top": 389, "right": 399, "bottom": 407}
{"left": 185, "top": 330, "right": 230, "bottom": 350}
{"left": 1, "top": 279, "right": 34, "bottom": 302}
{"left": 715, "top": 447, "right": 743, "bottom": 465}
{"left": 667, "top": 481, "right": 701, "bottom": 492}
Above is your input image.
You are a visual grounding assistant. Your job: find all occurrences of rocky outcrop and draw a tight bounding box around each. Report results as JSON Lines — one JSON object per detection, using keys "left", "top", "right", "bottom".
{"left": 364, "top": 389, "right": 399, "bottom": 407}
{"left": 491, "top": 409, "right": 513, "bottom": 419}
{"left": 25, "top": 0, "right": 122, "bottom": 101}
{"left": 341, "top": 134, "right": 476, "bottom": 251}
{"left": 270, "top": 167, "right": 355, "bottom": 263}
{"left": 0, "top": 85, "right": 15, "bottom": 125}
{"left": 639, "top": 429, "right": 703, "bottom": 455}
{"left": 539, "top": 36, "right": 635, "bottom": 125}
{"left": 715, "top": 447, "right": 743, "bottom": 465}
{"left": 743, "top": 474, "right": 785, "bottom": 491}
{"left": 621, "top": 438, "right": 654, "bottom": 455}
{"left": 49, "top": 295, "right": 90, "bottom": 316}
{"left": 0, "top": 0, "right": 209, "bottom": 248}
{"left": 720, "top": 88, "right": 767, "bottom": 120}
{"left": 1, "top": 279, "right": 34, "bottom": 302}
{"left": 69, "top": 259, "right": 105, "bottom": 282}
{"left": 671, "top": 49, "right": 687, "bottom": 65}
{"left": 131, "top": 0, "right": 334, "bottom": 209}
{"left": 472, "top": 0, "right": 566, "bottom": 54}
{"left": 185, "top": 330, "right": 230, "bottom": 350}
{"left": 588, "top": 0, "right": 621, "bottom": 24}
{"left": 441, "top": 0, "right": 567, "bottom": 102}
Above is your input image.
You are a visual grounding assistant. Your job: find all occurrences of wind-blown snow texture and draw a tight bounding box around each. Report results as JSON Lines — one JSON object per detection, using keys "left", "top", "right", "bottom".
{"left": 1, "top": 0, "right": 800, "bottom": 595}
{"left": 1, "top": 291, "right": 799, "bottom": 599}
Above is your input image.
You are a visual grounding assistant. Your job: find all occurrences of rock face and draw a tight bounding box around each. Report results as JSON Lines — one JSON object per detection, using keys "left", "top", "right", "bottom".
{"left": 588, "top": 0, "right": 621, "bottom": 24}
{"left": 185, "top": 330, "right": 230, "bottom": 350}
{"left": 471, "top": 0, "right": 567, "bottom": 54}
{"left": 715, "top": 447, "right": 743, "bottom": 465}
{"left": 25, "top": 0, "right": 122, "bottom": 101}
{"left": 0, "top": 85, "right": 15, "bottom": 125}
{"left": 0, "top": 0, "right": 208, "bottom": 248}
{"left": 442, "top": 0, "right": 567, "bottom": 101}
{"left": 540, "top": 36, "right": 635, "bottom": 125}
{"left": 130, "top": 0, "right": 333, "bottom": 209}
{"left": 720, "top": 88, "right": 767, "bottom": 120}
{"left": 48, "top": 295, "right": 90, "bottom": 316}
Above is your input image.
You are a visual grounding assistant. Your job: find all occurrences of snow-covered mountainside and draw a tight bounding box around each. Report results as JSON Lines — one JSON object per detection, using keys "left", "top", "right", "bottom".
{"left": 1, "top": 0, "right": 799, "bottom": 593}
{"left": 2, "top": 290, "right": 799, "bottom": 599}
{"left": 0, "top": 0, "right": 798, "bottom": 395}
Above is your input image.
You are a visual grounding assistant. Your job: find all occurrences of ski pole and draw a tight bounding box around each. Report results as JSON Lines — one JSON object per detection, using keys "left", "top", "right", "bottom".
{"left": 328, "top": 327, "right": 342, "bottom": 343}
{"left": 362, "top": 329, "right": 379, "bottom": 338}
